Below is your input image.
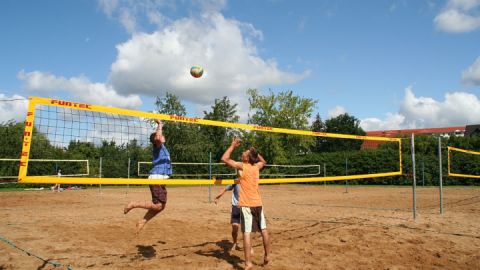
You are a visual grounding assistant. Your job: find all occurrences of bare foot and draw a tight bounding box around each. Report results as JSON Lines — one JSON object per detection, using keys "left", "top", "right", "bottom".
{"left": 123, "top": 203, "right": 133, "bottom": 215}
{"left": 136, "top": 220, "right": 146, "bottom": 234}
{"left": 263, "top": 255, "right": 269, "bottom": 266}
{"left": 245, "top": 262, "right": 253, "bottom": 270}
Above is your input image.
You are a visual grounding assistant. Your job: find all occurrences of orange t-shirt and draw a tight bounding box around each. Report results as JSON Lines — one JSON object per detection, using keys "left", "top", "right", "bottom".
{"left": 238, "top": 163, "right": 262, "bottom": 207}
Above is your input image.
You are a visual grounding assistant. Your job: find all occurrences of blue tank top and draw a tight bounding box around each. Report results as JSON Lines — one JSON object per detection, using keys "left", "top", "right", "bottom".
{"left": 149, "top": 144, "right": 173, "bottom": 175}
{"left": 226, "top": 184, "right": 240, "bottom": 206}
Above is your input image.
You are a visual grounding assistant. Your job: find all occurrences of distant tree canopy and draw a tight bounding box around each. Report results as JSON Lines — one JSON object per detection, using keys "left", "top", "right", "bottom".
{"left": 310, "top": 113, "right": 326, "bottom": 153}
{"left": 154, "top": 92, "right": 209, "bottom": 162}
{"left": 310, "top": 113, "right": 366, "bottom": 152}
{"left": 201, "top": 96, "right": 240, "bottom": 161}
{"left": 1, "top": 90, "right": 479, "bottom": 186}
{"left": 246, "top": 89, "right": 316, "bottom": 164}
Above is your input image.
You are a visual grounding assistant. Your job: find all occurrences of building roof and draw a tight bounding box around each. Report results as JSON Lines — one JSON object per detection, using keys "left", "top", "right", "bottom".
{"left": 366, "top": 126, "right": 465, "bottom": 137}
{"left": 465, "top": 124, "right": 480, "bottom": 136}
{"left": 362, "top": 126, "right": 466, "bottom": 149}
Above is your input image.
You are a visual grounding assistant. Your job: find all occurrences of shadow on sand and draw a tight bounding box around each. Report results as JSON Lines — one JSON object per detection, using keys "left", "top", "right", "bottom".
{"left": 195, "top": 239, "right": 243, "bottom": 270}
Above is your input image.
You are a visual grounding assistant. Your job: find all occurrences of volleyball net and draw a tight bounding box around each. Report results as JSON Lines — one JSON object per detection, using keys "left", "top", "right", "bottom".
{"left": 137, "top": 162, "right": 321, "bottom": 178}
{"left": 447, "top": 146, "right": 480, "bottom": 179}
{"left": 18, "top": 96, "right": 402, "bottom": 185}
{"left": 0, "top": 158, "right": 88, "bottom": 180}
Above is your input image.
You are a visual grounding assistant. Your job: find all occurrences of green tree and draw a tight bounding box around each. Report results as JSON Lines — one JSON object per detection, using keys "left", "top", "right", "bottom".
{"left": 125, "top": 139, "right": 151, "bottom": 178}
{"left": 310, "top": 113, "right": 326, "bottom": 153}
{"left": 98, "top": 141, "right": 128, "bottom": 178}
{"left": 0, "top": 121, "right": 24, "bottom": 177}
{"left": 247, "top": 89, "right": 317, "bottom": 164}
{"left": 154, "top": 92, "right": 209, "bottom": 167}
{"left": 0, "top": 120, "right": 23, "bottom": 158}
{"left": 155, "top": 92, "right": 187, "bottom": 116}
{"left": 322, "top": 113, "right": 366, "bottom": 152}
{"left": 202, "top": 96, "right": 240, "bottom": 161}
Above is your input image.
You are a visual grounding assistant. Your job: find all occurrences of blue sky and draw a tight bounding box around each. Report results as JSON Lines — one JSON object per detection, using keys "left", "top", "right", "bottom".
{"left": 1, "top": 0, "right": 479, "bottom": 130}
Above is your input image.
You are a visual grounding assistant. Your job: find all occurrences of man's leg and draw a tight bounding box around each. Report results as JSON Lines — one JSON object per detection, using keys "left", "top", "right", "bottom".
{"left": 135, "top": 203, "right": 165, "bottom": 234}
{"left": 243, "top": 232, "right": 253, "bottom": 270}
{"left": 261, "top": 229, "right": 270, "bottom": 265}
{"left": 124, "top": 200, "right": 164, "bottom": 214}
{"left": 231, "top": 223, "right": 240, "bottom": 251}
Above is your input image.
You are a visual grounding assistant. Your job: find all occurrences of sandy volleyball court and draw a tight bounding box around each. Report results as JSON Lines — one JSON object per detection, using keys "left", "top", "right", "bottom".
{"left": 0, "top": 185, "right": 479, "bottom": 269}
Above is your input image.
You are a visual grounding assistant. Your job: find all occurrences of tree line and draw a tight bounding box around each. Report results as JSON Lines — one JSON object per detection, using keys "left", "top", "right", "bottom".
{"left": 0, "top": 89, "right": 479, "bottom": 186}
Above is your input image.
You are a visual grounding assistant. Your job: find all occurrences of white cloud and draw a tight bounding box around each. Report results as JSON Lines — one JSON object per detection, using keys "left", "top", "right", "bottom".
{"left": 17, "top": 70, "right": 142, "bottom": 109}
{"left": 120, "top": 8, "right": 137, "bottom": 33}
{"left": 108, "top": 12, "right": 309, "bottom": 107}
{"left": 196, "top": 0, "right": 227, "bottom": 14}
{"left": 17, "top": 1, "right": 307, "bottom": 122}
{"left": 434, "top": 0, "right": 480, "bottom": 32}
{"left": 98, "top": 0, "right": 118, "bottom": 18}
{"left": 98, "top": 0, "right": 227, "bottom": 34}
{"left": 0, "top": 93, "right": 28, "bottom": 123}
{"left": 360, "top": 86, "right": 480, "bottom": 131}
{"left": 99, "top": 0, "right": 167, "bottom": 33}
{"left": 327, "top": 106, "right": 346, "bottom": 119}
{"left": 462, "top": 57, "right": 480, "bottom": 85}
{"left": 448, "top": 0, "right": 480, "bottom": 10}
{"left": 360, "top": 113, "right": 406, "bottom": 131}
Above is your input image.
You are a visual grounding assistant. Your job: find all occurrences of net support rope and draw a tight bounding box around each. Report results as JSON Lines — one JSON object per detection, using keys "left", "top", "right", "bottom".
{"left": 0, "top": 234, "right": 74, "bottom": 269}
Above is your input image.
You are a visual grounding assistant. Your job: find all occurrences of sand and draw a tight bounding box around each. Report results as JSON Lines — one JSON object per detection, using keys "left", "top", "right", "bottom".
{"left": 0, "top": 185, "right": 479, "bottom": 269}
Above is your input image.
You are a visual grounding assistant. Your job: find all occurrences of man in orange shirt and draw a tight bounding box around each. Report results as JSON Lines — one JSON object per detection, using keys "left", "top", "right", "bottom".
{"left": 221, "top": 137, "right": 270, "bottom": 270}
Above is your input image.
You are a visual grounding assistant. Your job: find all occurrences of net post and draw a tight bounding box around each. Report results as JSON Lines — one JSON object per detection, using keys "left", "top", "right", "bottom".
{"left": 344, "top": 157, "right": 348, "bottom": 193}
{"left": 19, "top": 97, "right": 37, "bottom": 181}
{"left": 323, "top": 163, "right": 326, "bottom": 188}
{"left": 447, "top": 147, "right": 451, "bottom": 176}
{"left": 208, "top": 152, "right": 212, "bottom": 203}
{"left": 411, "top": 133, "right": 417, "bottom": 220}
{"left": 126, "top": 157, "right": 130, "bottom": 197}
{"left": 422, "top": 160, "right": 425, "bottom": 187}
{"left": 99, "top": 157, "right": 103, "bottom": 194}
{"left": 438, "top": 137, "right": 444, "bottom": 214}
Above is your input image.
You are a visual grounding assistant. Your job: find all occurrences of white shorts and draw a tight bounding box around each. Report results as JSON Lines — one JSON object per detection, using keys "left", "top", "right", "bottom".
{"left": 240, "top": 206, "right": 267, "bottom": 233}
{"left": 148, "top": 174, "right": 170, "bottom": 179}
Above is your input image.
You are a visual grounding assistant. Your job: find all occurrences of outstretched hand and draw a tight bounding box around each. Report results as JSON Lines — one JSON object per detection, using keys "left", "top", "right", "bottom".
{"left": 231, "top": 137, "right": 241, "bottom": 148}
{"left": 154, "top": 119, "right": 162, "bottom": 125}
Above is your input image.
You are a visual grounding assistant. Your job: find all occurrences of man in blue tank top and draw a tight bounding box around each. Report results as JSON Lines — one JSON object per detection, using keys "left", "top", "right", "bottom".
{"left": 123, "top": 119, "right": 172, "bottom": 234}
{"left": 214, "top": 183, "right": 241, "bottom": 252}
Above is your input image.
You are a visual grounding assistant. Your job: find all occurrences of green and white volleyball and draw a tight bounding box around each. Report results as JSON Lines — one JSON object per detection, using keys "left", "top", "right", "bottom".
{"left": 190, "top": 65, "right": 204, "bottom": 78}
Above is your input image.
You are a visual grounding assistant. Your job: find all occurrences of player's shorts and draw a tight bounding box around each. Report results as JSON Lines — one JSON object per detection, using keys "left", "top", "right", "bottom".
{"left": 231, "top": 205, "right": 240, "bottom": 224}
{"left": 240, "top": 206, "right": 267, "bottom": 233}
{"left": 148, "top": 174, "right": 168, "bottom": 204}
{"left": 148, "top": 174, "right": 170, "bottom": 179}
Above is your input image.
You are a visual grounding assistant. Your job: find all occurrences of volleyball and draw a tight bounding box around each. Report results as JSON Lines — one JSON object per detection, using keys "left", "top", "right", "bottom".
{"left": 190, "top": 65, "right": 204, "bottom": 78}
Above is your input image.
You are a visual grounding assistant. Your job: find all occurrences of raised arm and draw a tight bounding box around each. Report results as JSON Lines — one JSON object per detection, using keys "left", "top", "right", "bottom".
{"left": 154, "top": 119, "right": 165, "bottom": 144}
{"left": 257, "top": 153, "right": 266, "bottom": 170}
{"left": 221, "top": 137, "right": 243, "bottom": 170}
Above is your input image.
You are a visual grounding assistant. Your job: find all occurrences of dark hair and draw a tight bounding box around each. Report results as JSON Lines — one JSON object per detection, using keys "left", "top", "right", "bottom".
{"left": 150, "top": 132, "right": 156, "bottom": 145}
{"left": 248, "top": 147, "right": 259, "bottom": 165}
